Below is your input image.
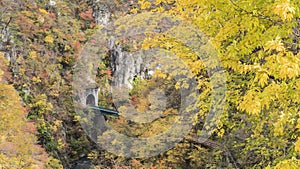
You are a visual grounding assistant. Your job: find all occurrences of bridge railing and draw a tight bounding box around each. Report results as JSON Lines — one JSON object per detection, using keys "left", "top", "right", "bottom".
{"left": 89, "top": 106, "right": 119, "bottom": 117}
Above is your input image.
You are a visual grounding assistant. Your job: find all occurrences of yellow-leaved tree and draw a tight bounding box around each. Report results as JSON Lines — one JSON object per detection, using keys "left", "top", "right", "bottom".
{"left": 0, "top": 53, "right": 62, "bottom": 168}
{"left": 123, "top": 0, "right": 300, "bottom": 168}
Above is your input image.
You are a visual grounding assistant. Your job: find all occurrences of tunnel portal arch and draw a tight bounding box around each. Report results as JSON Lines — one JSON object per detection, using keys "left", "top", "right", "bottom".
{"left": 86, "top": 94, "right": 96, "bottom": 106}
{"left": 82, "top": 87, "right": 99, "bottom": 107}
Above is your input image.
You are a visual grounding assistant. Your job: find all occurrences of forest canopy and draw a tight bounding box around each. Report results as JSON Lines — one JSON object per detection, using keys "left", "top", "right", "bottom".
{"left": 0, "top": 0, "right": 300, "bottom": 168}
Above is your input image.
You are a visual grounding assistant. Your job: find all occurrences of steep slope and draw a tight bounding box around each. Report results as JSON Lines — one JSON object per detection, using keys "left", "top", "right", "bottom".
{"left": 0, "top": 53, "right": 62, "bottom": 168}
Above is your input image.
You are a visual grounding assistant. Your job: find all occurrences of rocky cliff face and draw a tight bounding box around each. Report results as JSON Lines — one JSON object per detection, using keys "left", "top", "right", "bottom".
{"left": 91, "top": 1, "right": 110, "bottom": 25}
{"left": 109, "top": 40, "right": 149, "bottom": 88}
{"left": 92, "top": 1, "right": 150, "bottom": 89}
{"left": 0, "top": 20, "right": 16, "bottom": 63}
{"left": 0, "top": 16, "right": 21, "bottom": 84}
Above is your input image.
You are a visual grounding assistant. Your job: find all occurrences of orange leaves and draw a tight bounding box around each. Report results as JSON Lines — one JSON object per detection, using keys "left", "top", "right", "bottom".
{"left": 0, "top": 81, "right": 50, "bottom": 168}
{"left": 79, "top": 7, "right": 94, "bottom": 21}
{"left": 71, "top": 41, "right": 81, "bottom": 52}
{"left": 100, "top": 69, "right": 112, "bottom": 79}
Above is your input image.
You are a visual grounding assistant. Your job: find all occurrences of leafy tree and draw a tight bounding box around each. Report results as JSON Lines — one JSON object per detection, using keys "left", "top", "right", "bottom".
{"left": 0, "top": 53, "right": 60, "bottom": 168}
{"left": 0, "top": 0, "right": 104, "bottom": 167}
{"left": 1, "top": 0, "right": 300, "bottom": 168}
{"left": 131, "top": 0, "right": 300, "bottom": 168}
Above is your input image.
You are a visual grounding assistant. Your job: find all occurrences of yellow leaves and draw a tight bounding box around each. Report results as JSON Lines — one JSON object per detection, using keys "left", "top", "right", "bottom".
{"left": 29, "top": 50, "right": 38, "bottom": 59}
{"left": 0, "top": 79, "right": 50, "bottom": 168}
{"left": 294, "top": 81, "right": 300, "bottom": 104}
{"left": 57, "top": 138, "right": 64, "bottom": 150}
{"left": 155, "top": 0, "right": 163, "bottom": 5}
{"left": 264, "top": 36, "right": 285, "bottom": 53}
{"left": 260, "top": 83, "right": 281, "bottom": 110}
{"left": 152, "top": 6, "right": 165, "bottom": 13}
{"left": 31, "top": 94, "right": 53, "bottom": 117}
{"left": 174, "top": 80, "right": 190, "bottom": 89}
{"left": 46, "top": 157, "right": 63, "bottom": 169}
{"left": 0, "top": 53, "right": 8, "bottom": 66}
{"left": 279, "top": 59, "right": 299, "bottom": 79}
{"left": 0, "top": 135, "right": 6, "bottom": 143}
{"left": 239, "top": 89, "right": 261, "bottom": 115}
{"left": 273, "top": 158, "right": 300, "bottom": 169}
{"left": 217, "top": 128, "right": 225, "bottom": 137}
{"left": 32, "top": 76, "right": 42, "bottom": 83}
{"left": 295, "top": 137, "right": 300, "bottom": 154}
{"left": 142, "top": 36, "right": 158, "bottom": 50}
{"left": 154, "top": 0, "right": 174, "bottom": 5}
{"left": 161, "top": 41, "right": 174, "bottom": 49}
{"left": 37, "top": 15, "right": 45, "bottom": 24}
{"left": 154, "top": 70, "right": 167, "bottom": 79}
{"left": 175, "top": 82, "right": 180, "bottom": 90}
{"left": 127, "top": 0, "right": 299, "bottom": 167}
{"left": 166, "top": 0, "right": 175, "bottom": 4}
{"left": 21, "top": 10, "right": 35, "bottom": 18}
{"left": 44, "top": 35, "right": 54, "bottom": 44}
{"left": 273, "top": 1, "right": 295, "bottom": 21}
{"left": 64, "top": 45, "right": 71, "bottom": 51}
{"left": 53, "top": 29, "right": 65, "bottom": 39}
{"left": 138, "top": 0, "right": 174, "bottom": 11}
{"left": 73, "top": 115, "right": 81, "bottom": 122}
{"left": 295, "top": 111, "right": 300, "bottom": 134}
{"left": 0, "top": 53, "right": 8, "bottom": 83}
{"left": 264, "top": 39, "right": 299, "bottom": 80}
{"left": 254, "top": 71, "right": 269, "bottom": 88}
{"left": 265, "top": 164, "right": 271, "bottom": 169}
{"left": 273, "top": 115, "right": 285, "bottom": 137}
{"left": 130, "top": 8, "right": 139, "bottom": 14}
{"left": 87, "top": 151, "right": 98, "bottom": 159}
{"left": 262, "top": 54, "right": 300, "bottom": 81}
{"left": 139, "top": 0, "right": 152, "bottom": 10}
{"left": 0, "top": 70, "right": 3, "bottom": 79}
{"left": 39, "top": 8, "right": 48, "bottom": 15}
{"left": 50, "top": 120, "right": 62, "bottom": 132}
{"left": 271, "top": 109, "right": 297, "bottom": 138}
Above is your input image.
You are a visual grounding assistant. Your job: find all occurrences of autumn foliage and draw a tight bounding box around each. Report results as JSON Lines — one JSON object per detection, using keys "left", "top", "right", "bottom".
{"left": 1, "top": 0, "right": 300, "bottom": 168}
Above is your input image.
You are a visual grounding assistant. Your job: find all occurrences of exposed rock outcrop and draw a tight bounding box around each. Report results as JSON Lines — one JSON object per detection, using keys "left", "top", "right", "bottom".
{"left": 92, "top": 1, "right": 151, "bottom": 88}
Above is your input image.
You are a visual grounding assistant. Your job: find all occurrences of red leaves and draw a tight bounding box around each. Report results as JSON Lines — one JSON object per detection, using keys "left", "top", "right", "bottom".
{"left": 23, "top": 121, "right": 38, "bottom": 134}
{"left": 42, "top": 24, "right": 51, "bottom": 31}
{"left": 90, "top": 22, "right": 97, "bottom": 28}
{"left": 79, "top": 7, "right": 94, "bottom": 21}
{"left": 77, "top": 32, "right": 87, "bottom": 42}
{"left": 72, "top": 41, "right": 81, "bottom": 52}
{"left": 131, "top": 94, "right": 139, "bottom": 106}
{"left": 100, "top": 69, "right": 112, "bottom": 78}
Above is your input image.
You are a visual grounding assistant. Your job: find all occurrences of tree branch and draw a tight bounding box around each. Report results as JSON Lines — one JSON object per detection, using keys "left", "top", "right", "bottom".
{"left": 228, "top": 0, "right": 277, "bottom": 24}
{"left": 3, "top": 17, "right": 12, "bottom": 31}
{"left": 186, "top": 134, "right": 240, "bottom": 169}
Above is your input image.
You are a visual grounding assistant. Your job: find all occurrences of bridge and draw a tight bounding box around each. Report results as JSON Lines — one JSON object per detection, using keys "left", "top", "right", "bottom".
{"left": 89, "top": 106, "right": 119, "bottom": 117}
{"left": 78, "top": 86, "right": 119, "bottom": 141}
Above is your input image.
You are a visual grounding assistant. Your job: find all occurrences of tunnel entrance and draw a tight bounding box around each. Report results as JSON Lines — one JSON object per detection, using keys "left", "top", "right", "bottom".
{"left": 86, "top": 94, "right": 96, "bottom": 106}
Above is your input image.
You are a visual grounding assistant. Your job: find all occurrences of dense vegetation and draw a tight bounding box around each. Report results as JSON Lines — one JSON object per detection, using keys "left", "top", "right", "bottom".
{"left": 0, "top": 0, "right": 300, "bottom": 168}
